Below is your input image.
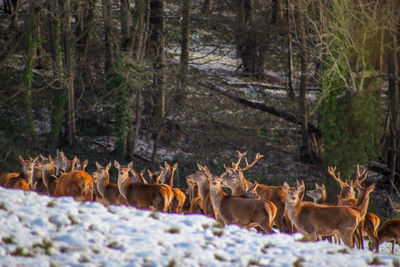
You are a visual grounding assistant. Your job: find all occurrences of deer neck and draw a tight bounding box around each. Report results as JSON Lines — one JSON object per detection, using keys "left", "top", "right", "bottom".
{"left": 285, "top": 197, "right": 302, "bottom": 220}
{"left": 117, "top": 173, "right": 131, "bottom": 200}
{"left": 208, "top": 183, "right": 226, "bottom": 217}
{"left": 96, "top": 174, "right": 110, "bottom": 199}
{"left": 231, "top": 178, "right": 250, "bottom": 197}
{"left": 41, "top": 167, "right": 55, "bottom": 189}
{"left": 355, "top": 188, "right": 372, "bottom": 219}
{"left": 197, "top": 179, "right": 210, "bottom": 200}
{"left": 318, "top": 190, "right": 326, "bottom": 203}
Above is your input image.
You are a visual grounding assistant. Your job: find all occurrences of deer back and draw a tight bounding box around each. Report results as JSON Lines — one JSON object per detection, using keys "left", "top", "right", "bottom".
{"left": 55, "top": 170, "right": 94, "bottom": 201}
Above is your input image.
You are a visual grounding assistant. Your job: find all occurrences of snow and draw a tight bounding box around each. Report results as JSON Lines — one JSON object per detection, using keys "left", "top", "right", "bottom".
{"left": 0, "top": 187, "right": 399, "bottom": 266}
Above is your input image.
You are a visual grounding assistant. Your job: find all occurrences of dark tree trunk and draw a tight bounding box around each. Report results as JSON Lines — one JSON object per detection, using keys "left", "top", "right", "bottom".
{"left": 148, "top": 0, "right": 166, "bottom": 162}
{"left": 177, "top": 0, "right": 190, "bottom": 105}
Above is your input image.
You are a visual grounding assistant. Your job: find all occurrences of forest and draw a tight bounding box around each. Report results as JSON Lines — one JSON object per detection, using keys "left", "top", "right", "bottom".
{"left": 1, "top": 0, "right": 400, "bottom": 221}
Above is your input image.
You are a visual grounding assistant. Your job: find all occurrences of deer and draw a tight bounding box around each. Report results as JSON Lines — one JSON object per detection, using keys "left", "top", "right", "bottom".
{"left": 35, "top": 155, "right": 58, "bottom": 196}
{"left": 114, "top": 160, "right": 173, "bottom": 212}
{"left": 375, "top": 219, "right": 400, "bottom": 253}
{"left": 156, "top": 162, "right": 187, "bottom": 213}
{"left": 91, "top": 162, "right": 127, "bottom": 205}
{"left": 186, "top": 164, "right": 216, "bottom": 219}
{"left": 186, "top": 180, "right": 203, "bottom": 214}
{"left": 2, "top": 156, "right": 38, "bottom": 191}
{"left": 202, "top": 166, "right": 277, "bottom": 233}
{"left": 284, "top": 180, "right": 375, "bottom": 247}
{"left": 329, "top": 165, "right": 380, "bottom": 250}
{"left": 55, "top": 169, "right": 94, "bottom": 201}
{"left": 220, "top": 151, "right": 293, "bottom": 233}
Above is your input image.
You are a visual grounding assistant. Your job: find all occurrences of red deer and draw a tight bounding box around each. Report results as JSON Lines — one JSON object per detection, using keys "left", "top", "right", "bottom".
{"left": 55, "top": 170, "right": 94, "bottom": 201}
{"left": 91, "top": 162, "right": 127, "bottom": 205}
{"left": 284, "top": 181, "right": 375, "bottom": 247}
{"left": 114, "top": 161, "right": 173, "bottom": 212}
{"left": 220, "top": 151, "right": 293, "bottom": 233}
{"left": 376, "top": 219, "right": 400, "bottom": 253}
{"left": 203, "top": 166, "right": 276, "bottom": 233}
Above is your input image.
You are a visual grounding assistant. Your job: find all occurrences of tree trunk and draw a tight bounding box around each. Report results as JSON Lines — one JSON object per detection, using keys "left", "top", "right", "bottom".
{"left": 177, "top": 0, "right": 190, "bottom": 105}
{"left": 63, "top": 0, "right": 76, "bottom": 145}
{"left": 201, "top": 0, "right": 213, "bottom": 16}
{"left": 23, "top": 2, "right": 39, "bottom": 142}
{"left": 285, "top": 0, "right": 295, "bottom": 101}
{"left": 120, "top": 0, "right": 131, "bottom": 52}
{"left": 102, "top": 0, "right": 116, "bottom": 72}
{"left": 148, "top": 0, "right": 166, "bottom": 162}
{"left": 49, "top": 0, "right": 67, "bottom": 150}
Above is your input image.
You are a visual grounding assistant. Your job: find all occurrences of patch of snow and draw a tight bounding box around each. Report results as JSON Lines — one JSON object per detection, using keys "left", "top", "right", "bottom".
{"left": 0, "top": 187, "right": 399, "bottom": 266}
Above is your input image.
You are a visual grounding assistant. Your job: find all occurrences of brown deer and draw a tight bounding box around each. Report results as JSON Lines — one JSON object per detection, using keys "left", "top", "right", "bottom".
{"left": 186, "top": 164, "right": 216, "bottom": 218}
{"left": 203, "top": 166, "right": 276, "bottom": 233}
{"left": 157, "top": 162, "right": 187, "bottom": 213}
{"left": 3, "top": 156, "right": 38, "bottom": 190}
{"left": 35, "top": 155, "right": 58, "bottom": 196}
{"left": 306, "top": 183, "right": 328, "bottom": 204}
{"left": 55, "top": 170, "right": 94, "bottom": 201}
{"left": 284, "top": 181, "right": 374, "bottom": 247}
{"left": 114, "top": 161, "right": 173, "bottom": 212}
{"left": 220, "top": 151, "right": 293, "bottom": 233}
{"left": 91, "top": 162, "right": 126, "bottom": 205}
{"left": 186, "top": 180, "right": 203, "bottom": 214}
{"left": 329, "top": 165, "right": 379, "bottom": 250}
{"left": 376, "top": 219, "right": 400, "bottom": 253}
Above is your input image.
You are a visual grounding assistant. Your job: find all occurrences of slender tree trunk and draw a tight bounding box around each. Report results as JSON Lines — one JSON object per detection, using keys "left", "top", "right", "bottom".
{"left": 148, "top": 0, "right": 166, "bottom": 162}
{"left": 177, "top": 0, "right": 190, "bottom": 105}
{"left": 285, "top": 0, "right": 295, "bottom": 101}
{"left": 49, "top": 0, "right": 67, "bottom": 149}
{"left": 102, "top": 0, "right": 115, "bottom": 72}
{"left": 201, "top": 0, "right": 213, "bottom": 16}
{"left": 63, "top": 0, "right": 76, "bottom": 145}
{"left": 120, "top": 0, "right": 131, "bottom": 52}
{"left": 24, "top": 2, "right": 39, "bottom": 142}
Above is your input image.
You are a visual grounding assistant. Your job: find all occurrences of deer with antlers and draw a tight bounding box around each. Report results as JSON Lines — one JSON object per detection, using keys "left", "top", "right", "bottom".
{"left": 114, "top": 161, "right": 173, "bottom": 212}
{"left": 284, "top": 180, "right": 375, "bottom": 247}
{"left": 220, "top": 151, "right": 293, "bottom": 233}
{"left": 328, "top": 165, "right": 380, "bottom": 250}
{"left": 91, "top": 162, "right": 127, "bottom": 205}
{"left": 201, "top": 165, "right": 277, "bottom": 233}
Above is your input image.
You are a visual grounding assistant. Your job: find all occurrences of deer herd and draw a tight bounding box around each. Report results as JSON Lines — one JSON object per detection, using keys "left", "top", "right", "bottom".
{"left": 1, "top": 151, "right": 400, "bottom": 253}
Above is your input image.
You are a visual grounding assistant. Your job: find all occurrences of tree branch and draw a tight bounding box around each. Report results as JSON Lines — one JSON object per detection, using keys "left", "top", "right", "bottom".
{"left": 199, "top": 82, "right": 321, "bottom": 137}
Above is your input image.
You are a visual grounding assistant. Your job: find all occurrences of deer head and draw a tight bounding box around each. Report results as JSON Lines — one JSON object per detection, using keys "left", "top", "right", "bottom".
{"left": 220, "top": 151, "right": 263, "bottom": 189}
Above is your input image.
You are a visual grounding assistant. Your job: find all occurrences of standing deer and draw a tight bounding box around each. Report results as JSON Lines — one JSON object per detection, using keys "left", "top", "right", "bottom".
{"left": 284, "top": 181, "right": 374, "bottom": 247}
{"left": 157, "top": 162, "right": 187, "bottom": 213}
{"left": 202, "top": 166, "right": 276, "bottom": 233}
{"left": 91, "top": 162, "right": 126, "bottom": 205}
{"left": 376, "top": 219, "right": 400, "bottom": 253}
{"left": 114, "top": 161, "right": 173, "bottom": 212}
{"left": 329, "top": 165, "right": 380, "bottom": 250}
{"left": 186, "top": 164, "right": 216, "bottom": 218}
{"left": 186, "top": 180, "right": 203, "bottom": 214}
{"left": 35, "top": 155, "right": 58, "bottom": 196}
{"left": 220, "top": 151, "right": 293, "bottom": 233}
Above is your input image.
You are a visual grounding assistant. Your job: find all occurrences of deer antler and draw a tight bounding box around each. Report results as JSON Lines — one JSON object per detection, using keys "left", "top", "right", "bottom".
{"left": 232, "top": 151, "right": 247, "bottom": 169}
{"left": 240, "top": 153, "right": 264, "bottom": 171}
{"left": 328, "top": 166, "right": 347, "bottom": 186}
{"left": 355, "top": 164, "right": 368, "bottom": 184}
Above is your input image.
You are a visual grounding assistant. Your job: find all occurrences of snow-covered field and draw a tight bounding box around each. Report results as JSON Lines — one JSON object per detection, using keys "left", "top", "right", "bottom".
{"left": 0, "top": 187, "right": 399, "bottom": 267}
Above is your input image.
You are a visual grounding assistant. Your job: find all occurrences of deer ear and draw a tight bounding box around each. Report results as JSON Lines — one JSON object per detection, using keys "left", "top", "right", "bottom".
{"left": 322, "top": 184, "right": 326, "bottom": 191}
{"left": 82, "top": 159, "right": 88, "bottom": 169}
{"left": 95, "top": 161, "right": 102, "bottom": 170}
{"left": 297, "top": 183, "right": 305, "bottom": 192}
{"left": 283, "top": 182, "right": 290, "bottom": 190}
{"left": 33, "top": 156, "right": 39, "bottom": 163}
{"left": 127, "top": 161, "right": 133, "bottom": 169}
{"left": 172, "top": 162, "right": 178, "bottom": 170}
{"left": 106, "top": 162, "right": 112, "bottom": 171}
{"left": 140, "top": 169, "right": 146, "bottom": 176}
{"left": 197, "top": 163, "right": 203, "bottom": 170}
{"left": 19, "top": 155, "right": 24, "bottom": 163}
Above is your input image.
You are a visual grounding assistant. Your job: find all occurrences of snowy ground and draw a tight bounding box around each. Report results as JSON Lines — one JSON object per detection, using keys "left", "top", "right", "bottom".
{"left": 0, "top": 187, "right": 399, "bottom": 267}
